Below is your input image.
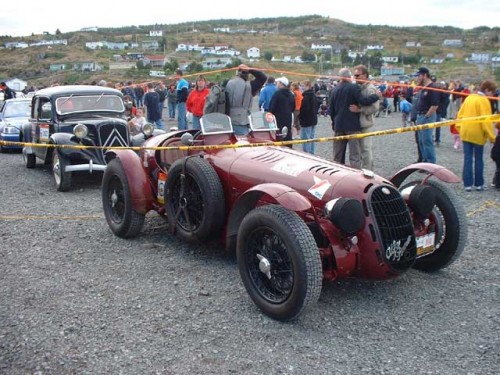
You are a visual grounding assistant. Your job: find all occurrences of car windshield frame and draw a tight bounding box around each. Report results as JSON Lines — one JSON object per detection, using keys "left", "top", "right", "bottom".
{"left": 248, "top": 111, "right": 278, "bottom": 132}
{"left": 200, "top": 113, "right": 234, "bottom": 135}
{"left": 55, "top": 94, "right": 125, "bottom": 115}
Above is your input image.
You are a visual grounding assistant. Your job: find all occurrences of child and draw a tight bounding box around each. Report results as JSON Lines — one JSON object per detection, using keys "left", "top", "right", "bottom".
{"left": 399, "top": 97, "right": 412, "bottom": 127}
{"left": 450, "top": 123, "right": 461, "bottom": 151}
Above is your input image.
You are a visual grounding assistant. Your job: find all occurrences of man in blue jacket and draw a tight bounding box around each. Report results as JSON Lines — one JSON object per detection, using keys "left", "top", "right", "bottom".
{"left": 329, "top": 68, "right": 380, "bottom": 168}
{"left": 258, "top": 76, "right": 277, "bottom": 112}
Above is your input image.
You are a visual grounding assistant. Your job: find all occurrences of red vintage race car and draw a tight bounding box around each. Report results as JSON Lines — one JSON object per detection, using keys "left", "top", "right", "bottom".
{"left": 101, "top": 112, "right": 467, "bottom": 321}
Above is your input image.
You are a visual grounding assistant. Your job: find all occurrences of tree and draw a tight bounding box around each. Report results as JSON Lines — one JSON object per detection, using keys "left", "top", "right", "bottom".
{"left": 55, "top": 29, "right": 62, "bottom": 36}
{"left": 263, "top": 51, "right": 273, "bottom": 61}
{"left": 340, "top": 49, "right": 350, "bottom": 65}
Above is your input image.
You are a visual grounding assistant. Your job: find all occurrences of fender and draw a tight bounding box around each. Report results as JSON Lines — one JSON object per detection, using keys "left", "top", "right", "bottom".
{"left": 390, "top": 162, "right": 460, "bottom": 188}
{"left": 106, "top": 150, "right": 154, "bottom": 214}
{"left": 225, "top": 183, "right": 312, "bottom": 252}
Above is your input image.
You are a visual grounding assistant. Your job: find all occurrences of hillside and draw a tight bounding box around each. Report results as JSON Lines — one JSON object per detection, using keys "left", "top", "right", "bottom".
{"left": 0, "top": 15, "right": 498, "bottom": 87}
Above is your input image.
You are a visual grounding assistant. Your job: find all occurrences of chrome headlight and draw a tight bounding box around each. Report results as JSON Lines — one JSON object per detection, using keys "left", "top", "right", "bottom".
{"left": 324, "top": 197, "right": 365, "bottom": 235}
{"left": 141, "top": 122, "right": 155, "bottom": 136}
{"left": 73, "top": 123, "right": 88, "bottom": 138}
{"left": 3, "top": 126, "right": 20, "bottom": 134}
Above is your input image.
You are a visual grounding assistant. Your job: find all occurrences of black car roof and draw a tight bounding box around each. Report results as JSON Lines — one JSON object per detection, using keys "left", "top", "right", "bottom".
{"left": 35, "top": 85, "right": 123, "bottom": 98}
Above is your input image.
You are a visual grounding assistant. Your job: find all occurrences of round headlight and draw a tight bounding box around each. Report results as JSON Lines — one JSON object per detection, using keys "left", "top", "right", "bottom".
{"left": 141, "top": 122, "right": 155, "bottom": 136}
{"left": 73, "top": 123, "right": 88, "bottom": 138}
{"left": 324, "top": 198, "right": 365, "bottom": 235}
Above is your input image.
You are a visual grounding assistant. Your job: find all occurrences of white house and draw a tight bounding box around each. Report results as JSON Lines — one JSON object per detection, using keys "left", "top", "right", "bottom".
{"left": 430, "top": 58, "right": 445, "bottom": 64}
{"left": 5, "top": 78, "right": 28, "bottom": 91}
{"left": 85, "top": 42, "right": 105, "bottom": 49}
{"left": 443, "top": 39, "right": 463, "bottom": 47}
{"left": 5, "top": 42, "right": 28, "bottom": 49}
{"left": 469, "top": 52, "right": 491, "bottom": 63}
{"left": 366, "top": 45, "right": 384, "bottom": 50}
{"left": 405, "top": 41, "right": 421, "bottom": 48}
{"left": 247, "top": 47, "right": 260, "bottom": 59}
{"left": 381, "top": 56, "right": 398, "bottom": 63}
{"left": 150, "top": 30, "right": 163, "bottom": 37}
{"left": 311, "top": 43, "right": 332, "bottom": 50}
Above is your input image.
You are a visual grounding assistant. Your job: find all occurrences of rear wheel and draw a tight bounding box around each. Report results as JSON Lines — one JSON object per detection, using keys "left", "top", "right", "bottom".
{"left": 237, "top": 205, "right": 322, "bottom": 321}
{"left": 52, "top": 150, "right": 72, "bottom": 192}
{"left": 165, "top": 157, "right": 225, "bottom": 242}
{"left": 102, "top": 158, "right": 145, "bottom": 238}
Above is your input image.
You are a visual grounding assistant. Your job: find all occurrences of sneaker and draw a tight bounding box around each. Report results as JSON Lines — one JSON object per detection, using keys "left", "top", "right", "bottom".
{"left": 475, "top": 186, "right": 487, "bottom": 191}
{"left": 465, "top": 186, "right": 472, "bottom": 192}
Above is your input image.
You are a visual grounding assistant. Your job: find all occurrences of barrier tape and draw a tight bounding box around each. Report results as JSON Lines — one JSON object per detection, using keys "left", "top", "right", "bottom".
{"left": 466, "top": 200, "right": 500, "bottom": 217}
{"left": 1, "top": 114, "right": 498, "bottom": 151}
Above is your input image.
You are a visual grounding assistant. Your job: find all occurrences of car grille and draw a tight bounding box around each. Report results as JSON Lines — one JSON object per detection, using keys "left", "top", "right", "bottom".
{"left": 369, "top": 185, "right": 416, "bottom": 272}
{"left": 96, "top": 122, "right": 129, "bottom": 159}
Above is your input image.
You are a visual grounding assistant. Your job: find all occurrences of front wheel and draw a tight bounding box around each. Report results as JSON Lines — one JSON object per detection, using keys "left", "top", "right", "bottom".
{"left": 102, "top": 158, "right": 145, "bottom": 238}
{"left": 407, "top": 179, "right": 468, "bottom": 272}
{"left": 237, "top": 205, "right": 322, "bottom": 321}
{"left": 52, "top": 150, "right": 72, "bottom": 192}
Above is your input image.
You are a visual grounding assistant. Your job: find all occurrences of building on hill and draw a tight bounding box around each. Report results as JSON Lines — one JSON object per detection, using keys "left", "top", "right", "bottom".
{"left": 247, "top": 47, "right": 260, "bottom": 59}
{"left": 443, "top": 39, "right": 463, "bottom": 47}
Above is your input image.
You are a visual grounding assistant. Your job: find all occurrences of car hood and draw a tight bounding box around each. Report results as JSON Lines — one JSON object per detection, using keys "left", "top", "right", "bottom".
{"left": 0, "top": 116, "right": 30, "bottom": 130}
{"left": 212, "top": 146, "right": 390, "bottom": 205}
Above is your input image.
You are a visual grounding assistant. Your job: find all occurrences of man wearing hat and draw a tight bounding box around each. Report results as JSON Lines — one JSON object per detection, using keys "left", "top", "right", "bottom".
{"left": 415, "top": 67, "right": 440, "bottom": 164}
{"left": 269, "top": 76, "right": 295, "bottom": 144}
{"left": 225, "top": 64, "right": 267, "bottom": 135}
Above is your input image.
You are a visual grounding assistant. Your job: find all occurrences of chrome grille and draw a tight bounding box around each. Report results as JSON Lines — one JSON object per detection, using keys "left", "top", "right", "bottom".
{"left": 370, "top": 185, "right": 416, "bottom": 272}
{"left": 97, "top": 123, "right": 129, "bottom": 158}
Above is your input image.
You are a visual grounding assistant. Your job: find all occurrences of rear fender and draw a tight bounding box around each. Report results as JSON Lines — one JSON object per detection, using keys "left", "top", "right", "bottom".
{"left": 390, "top": 163, "right": 460, "bottom": 188}
{"left": 106, "top": 150, "right": 153, "bottom": 214}
{"left": 225, "top": 183, "right": 312, "bottom": 252}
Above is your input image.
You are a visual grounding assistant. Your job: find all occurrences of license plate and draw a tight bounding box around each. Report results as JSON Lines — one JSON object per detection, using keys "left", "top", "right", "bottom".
{"left": 416, "top": 233, "right": 435, "bottom": 256}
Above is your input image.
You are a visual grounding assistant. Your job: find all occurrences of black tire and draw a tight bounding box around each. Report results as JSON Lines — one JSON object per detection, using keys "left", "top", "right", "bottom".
{"left": 24, "top": 152, "right": 36, "bottom": 168}
{"left": 102, "top": 158, "right": 145, "bottom": 238}
{"left": 236, "top": 205, "right": 322, "bottom": 321}
{"left": 404, "top": 179, "right": 467, "bottom": 272}
{"left": 52, "top": 150, "right": 72, "bottom": 192}
{"left": 165, "top": 157, "right": 225, "bottom": 242}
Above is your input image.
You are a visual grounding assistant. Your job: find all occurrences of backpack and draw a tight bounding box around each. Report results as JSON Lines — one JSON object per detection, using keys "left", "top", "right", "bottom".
{"left": 203, "top": 85, "right": 229, "bottom": 115}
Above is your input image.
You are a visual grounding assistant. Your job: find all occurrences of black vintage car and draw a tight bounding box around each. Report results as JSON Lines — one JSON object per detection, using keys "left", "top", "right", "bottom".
{"left": 22, "top": 85, "right": 157, "bottom": 191}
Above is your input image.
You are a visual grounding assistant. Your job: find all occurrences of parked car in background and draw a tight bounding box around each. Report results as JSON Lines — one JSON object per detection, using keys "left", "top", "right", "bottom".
{"left": 21, "top": 85, "right": 161, "bottom": 191}
{"left": 0, "top": 98, "right": 31, "bottom": 152}
{"left": 101, "top": 112, "right": 467, "bottom": 321}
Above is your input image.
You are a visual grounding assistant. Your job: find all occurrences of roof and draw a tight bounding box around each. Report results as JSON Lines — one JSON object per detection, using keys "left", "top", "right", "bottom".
{"left": 35, "top": 85, "right": 122, "bottom": 97}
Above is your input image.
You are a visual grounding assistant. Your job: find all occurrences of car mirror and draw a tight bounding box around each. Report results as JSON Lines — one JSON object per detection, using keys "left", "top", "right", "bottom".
{"left": 181, "top": 132, "right": 194, "bottom": 145}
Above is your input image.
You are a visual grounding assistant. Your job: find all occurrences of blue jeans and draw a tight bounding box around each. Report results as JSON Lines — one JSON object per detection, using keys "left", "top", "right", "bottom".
{"left": 177, "top": 102, "right": 187, "bottom": 130}
{"left": 462, "top": 141, "right": 484, "bottom": 188}
{"left": 168, "top": 102, "right": 176, "bottom": 118}
{"left": 416, "top": 114, "right": 436, "bottom": 163}
{"left": 191, "top": 115, "right": 201, "bottom": 130}
{"left": 153, "top": 118, "right": 165, "bottom": 130}
{"left": 300, "top": 126, "right": 316, "bottom": 154}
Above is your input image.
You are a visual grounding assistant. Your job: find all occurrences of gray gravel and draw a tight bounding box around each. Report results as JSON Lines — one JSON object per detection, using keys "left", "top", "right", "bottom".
{"left": 1, "top": 112, "right": 499, "bottom": 375}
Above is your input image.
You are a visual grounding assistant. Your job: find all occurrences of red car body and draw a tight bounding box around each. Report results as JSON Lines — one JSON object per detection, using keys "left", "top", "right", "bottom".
{"left": 102, "top": 113, "right": 467, "bottom": 321}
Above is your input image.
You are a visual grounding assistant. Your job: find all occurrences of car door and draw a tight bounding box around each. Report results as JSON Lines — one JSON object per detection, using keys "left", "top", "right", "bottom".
{"left": 31, "top": 96, "right": 53, "bottom": 161}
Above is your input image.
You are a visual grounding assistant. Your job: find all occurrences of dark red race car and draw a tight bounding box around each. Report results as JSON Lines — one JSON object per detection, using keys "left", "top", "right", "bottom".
{"left": 101, "top": 112, "right": 467, "bottom": 321}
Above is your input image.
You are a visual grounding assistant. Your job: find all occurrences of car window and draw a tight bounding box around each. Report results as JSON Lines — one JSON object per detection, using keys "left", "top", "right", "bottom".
{"left": 40, "top": 102, "right": 52, "bottom": 120}
{"left": 55, "top": 95, "right": 125, "bottom": 115}
{"left": 4, "top": 101, "right": 31, "bottom": 118}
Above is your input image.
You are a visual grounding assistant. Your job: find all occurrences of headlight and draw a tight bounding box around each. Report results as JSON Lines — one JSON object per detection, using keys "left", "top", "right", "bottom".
{"left": 324, "top": 198, "right": 365, "bottom": 235}
{"left": 141, "top": 122, "right": 155, "bottom": 136}
{"left": 73, "top": 123, "right": 88, "bottom": 138}
{"left": 3, "top": 126, "right": 20, "bottom": 134}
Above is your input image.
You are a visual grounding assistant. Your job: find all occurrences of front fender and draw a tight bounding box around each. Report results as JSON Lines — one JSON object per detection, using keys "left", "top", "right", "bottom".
{"left": 225, "top": 183, "right": 312, "bottom": 252}
{"left": 107, "top": 150, "right": 154, "bottom": 214}
{"left": 390, "top": 163, "right": 460, "bottom": 188}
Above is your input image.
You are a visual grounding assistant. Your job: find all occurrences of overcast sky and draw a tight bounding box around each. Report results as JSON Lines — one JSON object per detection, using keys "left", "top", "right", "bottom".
{"left": 1, "top": 0, "right": 498, "bottom": 37}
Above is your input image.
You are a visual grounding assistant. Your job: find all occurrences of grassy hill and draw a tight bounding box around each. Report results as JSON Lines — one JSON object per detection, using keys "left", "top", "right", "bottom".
{"left": 0, "top": 15, "right": 498, "bottom": 87}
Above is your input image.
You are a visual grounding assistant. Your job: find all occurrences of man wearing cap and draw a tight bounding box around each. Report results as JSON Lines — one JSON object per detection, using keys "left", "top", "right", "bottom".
{"left": 225, "top": 64, "right": 267, "bottom": 136}
{"left": 329, "top": 68, "right": 380, "bottom": 168}
{"left": 269, "top": 76, "right": 295, "bottom": 145}
{"left": 415, "top": 67, "right": 440, "bottom": 164}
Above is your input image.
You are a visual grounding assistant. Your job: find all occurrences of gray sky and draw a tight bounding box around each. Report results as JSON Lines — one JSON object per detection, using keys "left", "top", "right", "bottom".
{"left": 1, "top": 0, "right": 498, "bottom": 37}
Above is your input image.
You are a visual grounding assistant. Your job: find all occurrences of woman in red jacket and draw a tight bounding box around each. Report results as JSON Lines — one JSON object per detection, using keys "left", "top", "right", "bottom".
{"left": 186, "top": 75, "right": 210, "bottom": 130}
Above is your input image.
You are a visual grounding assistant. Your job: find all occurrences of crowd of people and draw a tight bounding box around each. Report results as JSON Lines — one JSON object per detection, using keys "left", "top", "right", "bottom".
{"left": 2, "top": 66, "right": 498, "bottom": 190}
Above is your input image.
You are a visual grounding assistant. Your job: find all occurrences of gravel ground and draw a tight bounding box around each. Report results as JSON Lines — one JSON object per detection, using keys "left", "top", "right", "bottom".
{"left": 0, "top": 111, "right": 499, "bottom": 375}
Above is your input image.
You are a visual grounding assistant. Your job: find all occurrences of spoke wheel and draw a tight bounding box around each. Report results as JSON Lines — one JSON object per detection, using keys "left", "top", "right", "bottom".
{"left": 237, "top": 205, "right": 322, "bottom": 321}
{"left": 165, "top": 157, "right": 225, "bottom": 242}
{"left": 102, "top": 158, "right": 144, "bottom": 238}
